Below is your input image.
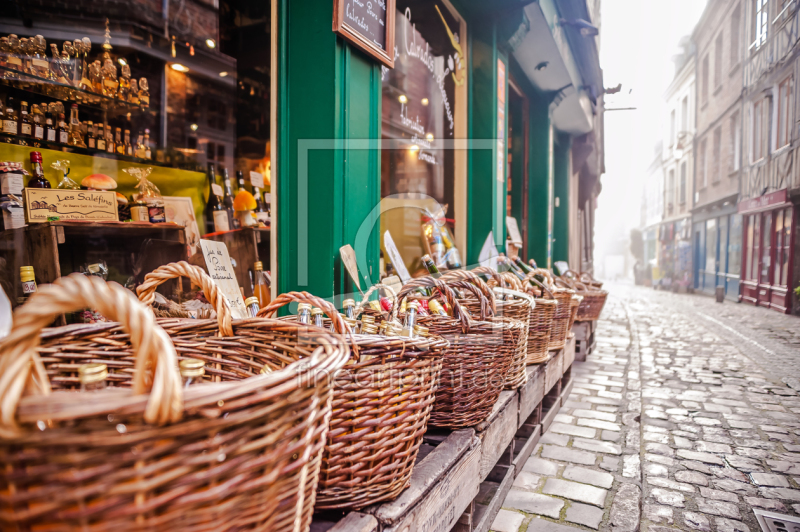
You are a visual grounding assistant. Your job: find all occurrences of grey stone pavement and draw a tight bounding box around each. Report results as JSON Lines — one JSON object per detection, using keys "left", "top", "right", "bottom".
{"left": 492, "top": 282, "right": 800, "bottom": 532}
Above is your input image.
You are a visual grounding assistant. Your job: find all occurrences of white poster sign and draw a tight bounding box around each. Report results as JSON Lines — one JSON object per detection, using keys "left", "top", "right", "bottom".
{"left": 383, "top": 230, "right": 411, "bottom": 283}
{"left": 199, "top": 239, "right": 248, "bottom": 319}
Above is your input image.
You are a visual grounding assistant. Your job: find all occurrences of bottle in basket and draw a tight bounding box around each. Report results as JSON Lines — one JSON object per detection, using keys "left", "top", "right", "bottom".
{"left": 401, "top": 301, "right": 419, "bottom": 338}
{"left": 244, "top": 296, "right": 260, "bottom": 317}
{"left": 79, "top": 363, "right": 108, "bottom": 391}
{"left": 428, "top": 298, "right": 448, "bottom": 316}
{"left": 311, "top": 307, "right": 324, "bottom": 328}
{"left": 297, "top": 302, "right": 312, "bottom": 324}
{"left": 342, "top": 298, "right": 356, "bottom": 319}
{"left": 179, "top": 358, "right": 205, "bottom": 387}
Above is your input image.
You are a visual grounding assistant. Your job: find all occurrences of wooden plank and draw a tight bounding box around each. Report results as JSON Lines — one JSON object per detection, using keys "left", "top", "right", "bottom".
{"left": 472, "top": 461, "right": 516, "bottom": 532}
{"left": 517, "top": 365, "right": 545, "bottom": 428}
{"left": 370, "top": 429, "right": 476, "bottom": 525}
{"left": 563, "top": 336, "right": 576, "bottom": 369}
{"left": 512, "top": 424, "right": 541, "bottom": 474}
{"left": 541, "top": 393, "right": 561, "bottom": 434}
{"left": 561, "top": 376, "right": 574, "bottom": 403}
{"left": 382, "top": 442, "right": 482, "bottom": 532}
{"left": 474, "top": 390, "right": 515, "bottom": 433}
{"left": 545, "top": 350, "right": 563, "bottom": 394}
{"left": 328, "top": 513, "right": 379, "bottom": 532}
{"left": 478, "top": 392, "right": 518, "bottom": 481}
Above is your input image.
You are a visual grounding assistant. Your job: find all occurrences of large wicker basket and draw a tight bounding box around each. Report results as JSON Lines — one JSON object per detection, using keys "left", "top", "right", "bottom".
{"left": 259, "top": 292, "right": 448, "bottom": 511}
{"left": 531, "top": 269, "right": 574, "bottom": 351}
{"left": 0, "top": 274, "right": 348, "bottom": 532}
{"left": 520, "top": 276, "right": 558, "bottom": 364}
{"left": 442, "top": 269, "right": 533, "bottom": 390}
{"left": 396, "top": 277, "right": 524, "bottom": 428}
{"left": 563, "top": 278, "right": 608, "bottom": 321}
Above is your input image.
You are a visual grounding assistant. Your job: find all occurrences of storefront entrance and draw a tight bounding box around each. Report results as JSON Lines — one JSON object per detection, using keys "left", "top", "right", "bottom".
{"left": 693, "top": 214, "right": 742, "bottom": 299}
{"left": 740, "top": 190, "right": 795, "bottom": 313}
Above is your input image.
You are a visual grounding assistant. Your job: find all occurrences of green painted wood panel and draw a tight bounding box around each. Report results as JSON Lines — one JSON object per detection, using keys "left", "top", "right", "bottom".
{"left": 527, "top": 91, "right": 554, "bottom": 269}
{"left": 553, "top": 132, "right": 571, "bottom": 264}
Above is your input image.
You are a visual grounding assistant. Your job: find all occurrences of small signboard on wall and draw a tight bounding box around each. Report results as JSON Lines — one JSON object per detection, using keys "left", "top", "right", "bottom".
{"left": 24, "top": 189, "right": 118, "bottom": 222}
{"left": 333, "top": 0, "right": 396, "bottom": 68}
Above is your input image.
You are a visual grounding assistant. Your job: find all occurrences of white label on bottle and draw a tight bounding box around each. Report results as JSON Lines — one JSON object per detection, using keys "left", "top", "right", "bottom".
{"left": 20, "top": 123, "right": 31, "bottom": 135}
{"left": 213, "top": 210, "right": 230, "bottom": 232}
{"left": 1, "top": 173, "right": 24, "bottom": 195}
{"left": 21, "top": 280, "right": 36, "bottom": 295}
{"left": 97, "top": 138, "right": 105, "bottom": 149}
{"left": 3, "top": 206, "right": 25, "bottom": 229}
{"left": 32, "top": 58, "right": 49, "bottom": 69}
{"left": 130, "top": 206, "right": 149, "bottom": 222}
{"left": 88, "top": 137, "right": 95, "bottom": 148}
{"left": 263, "top": 193, "right": 271, "bottom": 204}
{"left": 7, "top": 57, "right": 21, "bottom": 66}
{"left": 211, "top": 183, "right": 223, "bottom": 197}
{"left": 47, "top": 129, "right": 56, "bottom": 142}
{"left": 80, "top": 77, "right": 91, "bottom": 89}
{"left": 3, "top": 120, "right": 17, "bottom": 134}
{"left": 255, "top": 212, "right": 270, "bottom": 223}
{"left": 249, "top": 171, "right": 264, "bottom": 189}
{"left": 34, "top": 125, "right": 44, "bottom": 139}
{"left": 59, "top": 131, "right": 68, "bottom": 144}
{"left": 104, "top": 79, "right": 118, "bottom": 90}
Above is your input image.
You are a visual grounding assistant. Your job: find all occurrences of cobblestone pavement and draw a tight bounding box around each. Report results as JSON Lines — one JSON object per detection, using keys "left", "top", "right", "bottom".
{"left": 492, "top": 284, "right": 800, "bottom": 532}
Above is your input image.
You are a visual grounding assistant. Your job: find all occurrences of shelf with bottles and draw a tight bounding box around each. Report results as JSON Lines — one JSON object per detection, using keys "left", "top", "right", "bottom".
{"left": 0, "top": 131, "right": 169, "bottom": 167}
{"left": 0, "top": 65, "right": 147, "bottom": 114}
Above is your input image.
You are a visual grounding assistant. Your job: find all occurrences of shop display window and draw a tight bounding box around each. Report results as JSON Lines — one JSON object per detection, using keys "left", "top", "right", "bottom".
{"left": 380, "top": 0, "right": 466, "bottom": 276}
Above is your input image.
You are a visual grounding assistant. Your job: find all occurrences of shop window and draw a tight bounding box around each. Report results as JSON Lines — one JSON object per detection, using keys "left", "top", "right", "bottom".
{"left": 669, "top": 109, "right": 676, "bottom": 146}
{"left": 730, "top": 111, "right": 741, "bottom": 172}
{"left": 699, "top": 138, "right": 708, "bottom": 188}
{"left": 761, "top": 211, "right": 772, "bottom": 283}
{"left": 775, "top": 207, "right": 792, "bottom": 285}
{"left": 701, "top": 55, "right": 710, "bottom": 104}
{"left": 728, "top": 214, "right": 743, "bottom": 278}
{"left": 777, "top": 77, "right": 791, "bottom": 149}
{"left": 380, "top": 1, "right": 467, "bottom": 273}
{"left": 666, "top": 169, "right": 675, "bottom": 214}
{"left": 706, "top": 219, "right": 717, "bottom": 277}
{"left": 753, "top": 98, "right": 768, "bottom": 161}
{"left": 681, "top": 96, "right": 689, "bottom": 131}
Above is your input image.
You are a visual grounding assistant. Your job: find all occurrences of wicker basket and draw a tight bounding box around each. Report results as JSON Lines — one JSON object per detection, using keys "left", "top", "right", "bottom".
{"left": 441, "top": 270, "right": 532, "bottom": 390}
{"left": 396, "top": 277, "right": 524, "bottom": 428}
{"left": 568, "top": 294, "right": 583, "bottom": 331}
{"left": 0, "top": 274, "right": 348, "bottom": 532}
{"left": 567, "top": 280, "right": 608, "bottom": 321}
{"left": 518, "top": 275, "right": 557, "bottom": 364}
{"left": 260, "top": 292, "right": 448, "bottom": 511}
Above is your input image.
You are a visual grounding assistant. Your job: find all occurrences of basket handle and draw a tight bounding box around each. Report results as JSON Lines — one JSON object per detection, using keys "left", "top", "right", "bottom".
{"left": 257, "top": 291, "right": 358, "bottom": 358}
{"left": 396, "top": 276, "right": 471, "bottom": 333}
{"left": 469, "top": 266, "right": 506, "bottom": 289}
{"left": 440, "top": 270, "right": 497, "bottom": 315}
{"left": 447, "top": 279, "right": 494, "bottom": 321}
{"left": 354, "top": 283, "right": 396, "bottom": 316}
{"left": 0, "top": 274, "right": 183, "bottom": 438}
{"left": 136, "top": 261, "right": 233, "bottom": 337}
{"left": 523, "top": 272, "right": 555, "bottom": 299}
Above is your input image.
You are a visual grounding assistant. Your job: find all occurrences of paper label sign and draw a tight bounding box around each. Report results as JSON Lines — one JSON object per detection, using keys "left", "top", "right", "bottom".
{"left": 249, "top": 171, "right": 264, "bottom": 189}
{"left": 478, "top": 231, "right": 499, "bottom": 271}
{"left": 199, "top": 239, "right": 248, "bottom": 319}
{"left": 383, "top": 230, "right": 411, "bottom": 283}
{"left": 211, "top": 183, "right": 223, "bottom": 197}
{"left": 25, "top": 189, "right": 118, "bottom": 223}
{"left": 506, "top": 216, "right": 523, "bottom": 245}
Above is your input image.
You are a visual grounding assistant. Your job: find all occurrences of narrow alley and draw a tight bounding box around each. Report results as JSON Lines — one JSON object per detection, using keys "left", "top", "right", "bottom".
{"left": 493, "top": 285, "right": 800, "bottom": 532}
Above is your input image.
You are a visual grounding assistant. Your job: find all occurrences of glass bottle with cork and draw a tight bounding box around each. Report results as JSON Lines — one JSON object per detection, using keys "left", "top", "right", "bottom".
{"left": 253, "top": 261, "right": 271, "bottom": 307}
{"left": 27, "top": 151, "right": 51, "bottom": 188}
{"left": 179, "top": 359, "right": 205, "bottom": 388}
{"left": 19, "top": 265, "right": 36, "bottom": 304}
{"left": 79, "top": 363, "right": 108, "bottom": 392}
{"left": 204, "top": 163, "right": 227, "bottom": 233}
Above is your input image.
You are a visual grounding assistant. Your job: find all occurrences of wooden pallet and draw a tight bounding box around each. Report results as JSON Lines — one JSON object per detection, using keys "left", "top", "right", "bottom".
{"left": 573, "top": 321, "right": 597, "bottom": 361}
{"left": 312, "top": 336, "right": 577, "bottom": 532}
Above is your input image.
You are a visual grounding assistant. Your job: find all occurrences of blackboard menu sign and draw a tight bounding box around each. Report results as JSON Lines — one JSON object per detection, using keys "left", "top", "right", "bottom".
{"left": 333, "top": 0, "right": 395, "bottom": 68}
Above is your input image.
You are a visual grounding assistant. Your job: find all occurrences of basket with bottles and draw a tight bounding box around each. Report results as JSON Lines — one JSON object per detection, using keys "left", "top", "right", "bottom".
{"left": 0, "top": 270, "right": 348, "bottom": 532}
{"left": 441, "top": 268, "right": 533, "bottom": 390}
{"left": 528, "top": 268, "right": 575, "bottom": 352}
{"left": 395, "top": 276, "right": 524, "bottom": 428}
{"left": 258, "top": 290, "right": 448, "bottom": 510}
{"left": 557, "top": 272, "right": 608, "bottom": 322}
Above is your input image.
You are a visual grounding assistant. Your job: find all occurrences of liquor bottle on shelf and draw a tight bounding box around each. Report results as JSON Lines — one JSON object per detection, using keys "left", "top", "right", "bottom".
{"left": 138, "top": 77, "right": 149, "bottom": 109}
{"left": 101, "top": 59, "right": 118, "bottom": 97}
{"left": 105, "top": 127, "right": 114, "bottom": 153}
{"left": 205, "top": 163, "right": 228, "bottom": 233}
{"left": 134, "top": 131, "right": 145, "bottom": 158}
{"left": 49, "top": 43, "right": 68, "bottom": 84}
{"left": 124, "top": 129, "right": 133, "bottom": 156}
{"left": 2, "top": 97, "right": 17, "bottom": 135}
{"left": 254, "top": 186, "right": 268, "bottom": 217}
{"left": 78, "top": 37, "right": 92, "bottom": 88}
{"left": 143, "top": 129, "right": 151, "bottom": 159}
{"left": 57, "top": 113, "right": 68, "bottom": 144}
{"left": 19, "top": 101, "right": 32, "bottom": 139}
{"left": 31, "top": 35, "right": 50, "bottom": 79}
{"left": 128, "top": 78, "right": 140, "bottom": 106}
{"left": 89, "top": 60, "right": 103, "bottom": 94}
{"left": 27, "top": 151, "right": 51, "bottom": 188}
{"left": 32, "top": 104, "right": 44, "bottom": 143}
{"left": 253, "top": 261, "right": 271, "bottom": 307}
{"left": 68, "top": 104, "right": 85, "bottom": 147}
{"left": 114, "top": 127, "right": 124, "bottom": 155}
{"left": 19, "top": 38, "right": 32, "bottom": 76}
{"left": 4, "top": 35, "right": 21, "bottom": 79}
{"left": 221, "top": 167, "right": 237, "bottom": 229}
{"left": 44, "top": 106, "right": 55, "bottom": 142}
{"left": 118, "top": 64, "right": 131, "bottom": 101}
{"left": 96, "top": 122, "right": 106, "bottom": 151}
{"left": 0, "top": 37, "right": 9, "bottom": 71}
{"left": 86, "top": 121, "right": 96, "bottom": 149}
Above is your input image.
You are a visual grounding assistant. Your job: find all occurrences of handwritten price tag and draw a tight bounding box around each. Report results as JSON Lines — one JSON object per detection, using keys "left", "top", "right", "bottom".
{"left": 249, "top": 171, "right": 264, "bottom": 189}
{"left": 199, "top": 239, "right": 248, "bottom": 319}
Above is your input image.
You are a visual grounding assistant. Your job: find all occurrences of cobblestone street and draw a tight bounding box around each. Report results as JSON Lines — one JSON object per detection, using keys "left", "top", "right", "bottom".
{"left": 492, "top": 284, "right": 800, "bottom": 532}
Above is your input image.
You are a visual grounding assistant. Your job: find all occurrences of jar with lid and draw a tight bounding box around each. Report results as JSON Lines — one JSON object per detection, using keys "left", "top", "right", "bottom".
{"left": 244, "top": 296, "right": 260, "bottom": 318}
{"left": 129, "top": 199, "right": 148, "bottom": 221}
{"left": 179, "top": 358, "right": 205, "bottom": 388}
{"left": 79, "top": 363, "right": 108, "bottom": 391}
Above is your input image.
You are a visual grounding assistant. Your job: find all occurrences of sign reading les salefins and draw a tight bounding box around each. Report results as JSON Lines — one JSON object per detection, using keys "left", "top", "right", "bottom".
{"left": 25, "top": 189, "right": 118, "bottom": 222}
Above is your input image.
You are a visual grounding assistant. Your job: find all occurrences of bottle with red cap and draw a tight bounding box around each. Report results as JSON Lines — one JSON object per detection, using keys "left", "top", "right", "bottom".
{"left": 27, "top": 151, "right": 51, "bottom": 188}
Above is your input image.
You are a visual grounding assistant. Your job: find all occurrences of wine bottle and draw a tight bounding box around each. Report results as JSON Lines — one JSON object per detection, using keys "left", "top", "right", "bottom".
{"left": 421, "top": 254, "right": 442, "bottom": 279}
{"left": 27, "top": 151, "right": 51, "bottom": 188}
{"left": 204, "top": 163, "right": 227, "bottom": 233}
{"left": 220, "top": 167, "right": 237, "bottom": 229}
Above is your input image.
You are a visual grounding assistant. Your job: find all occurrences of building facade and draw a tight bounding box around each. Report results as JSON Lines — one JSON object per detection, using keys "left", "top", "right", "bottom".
{"left": 739, "top": 0, "right": 799, "bottom": 313}
{"left": 691, "top": 0, "right": 744, "bottom": 300}
{"left": 641, "top": 142, "right": 664, "bottom": 285}
{"left": 661, "top": 41, "right": 696, "bottom": 290}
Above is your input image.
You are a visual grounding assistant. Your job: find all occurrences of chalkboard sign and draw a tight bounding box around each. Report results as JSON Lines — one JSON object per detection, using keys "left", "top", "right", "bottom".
{"left": 333, "top": 0, "right": 395, "bottom": 68}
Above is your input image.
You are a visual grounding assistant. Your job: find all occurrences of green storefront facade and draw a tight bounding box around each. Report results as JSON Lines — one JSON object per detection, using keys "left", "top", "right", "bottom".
{"left": 274, "top": 0, "right": 603, "bottom": 299}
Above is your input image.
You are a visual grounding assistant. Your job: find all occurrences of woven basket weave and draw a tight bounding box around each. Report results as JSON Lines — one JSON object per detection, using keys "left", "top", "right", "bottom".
{"left": 560, "top": 277, "right": 608, "bottom": 321}
{"left": 0, "top": 274, "right": 348, "bottom": 532}
{"left": 261, "top": 292, "right": 448, "bottom": 510}
{"left": 396, "top": 277, "right": 524, "bottom": 428}
{"left": 442, "top": 269, "right": 532, "bottom": 390}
